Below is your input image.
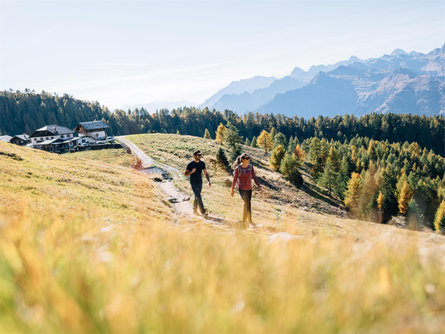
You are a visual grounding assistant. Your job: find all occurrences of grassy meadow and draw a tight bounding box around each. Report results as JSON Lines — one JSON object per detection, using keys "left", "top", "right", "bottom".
{"left": 1, "top": 139, "right": 445, "bottom": 333}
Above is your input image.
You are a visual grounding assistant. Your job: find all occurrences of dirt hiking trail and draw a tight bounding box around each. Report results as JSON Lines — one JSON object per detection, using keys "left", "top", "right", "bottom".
{"left": 116, "top": 136, "right": 226, "bottom": 225}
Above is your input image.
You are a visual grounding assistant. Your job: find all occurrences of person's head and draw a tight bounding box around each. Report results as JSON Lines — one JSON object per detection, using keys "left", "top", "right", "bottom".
{"left": 233, "top": 152, "right": 250, "bottom": 168}
{"left": 193, "top": 150, "right": 202, "bottom": 161}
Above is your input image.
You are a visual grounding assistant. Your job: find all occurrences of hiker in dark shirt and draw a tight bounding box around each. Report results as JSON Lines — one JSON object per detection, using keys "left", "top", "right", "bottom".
{"left": 231, "top": 152, "right": 262, "bottom": 228}
{"left": 185, "top": 150, "right": 211, "bottom": 216}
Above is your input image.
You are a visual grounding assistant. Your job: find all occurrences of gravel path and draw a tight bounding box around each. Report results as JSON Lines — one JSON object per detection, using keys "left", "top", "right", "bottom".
{"left": 116, "top": 136, "right": 224, "bottom": 223}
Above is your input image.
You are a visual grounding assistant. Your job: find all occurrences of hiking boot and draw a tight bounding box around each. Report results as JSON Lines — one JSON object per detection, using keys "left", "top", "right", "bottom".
{"left": 193, "top": 208, "right": 199, "bottom": 215}
{"left": 202, "top": 211, "right": 209, "bottom": 218}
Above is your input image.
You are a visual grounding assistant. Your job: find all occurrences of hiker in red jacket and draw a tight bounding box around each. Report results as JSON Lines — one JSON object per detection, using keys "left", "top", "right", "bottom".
{"left": 231, "top": 153, "right": 262, "bottom": 227}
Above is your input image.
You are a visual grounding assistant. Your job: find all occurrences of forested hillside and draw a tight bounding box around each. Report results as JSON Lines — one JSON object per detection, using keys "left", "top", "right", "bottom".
{"left": 1, "top": 90, "right": 444, "bottom": 156}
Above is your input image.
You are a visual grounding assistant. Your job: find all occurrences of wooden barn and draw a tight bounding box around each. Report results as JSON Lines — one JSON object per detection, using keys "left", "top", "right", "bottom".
{"left": 10, "top": 134, "right": 31, "bottom": 146}
{"left": 74, "top": 121, "right": 110, "bottom": 140}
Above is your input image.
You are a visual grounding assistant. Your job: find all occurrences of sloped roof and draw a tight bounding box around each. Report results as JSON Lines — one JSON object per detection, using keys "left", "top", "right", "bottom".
{"left": 12, "top": 134, "right": 30, "bottom": 141}
{"left": 31, "top": 124, "right": 73, "bottom": 137}
{"left": 37, "top": 138, "right": 62, "bottom": 145}
{"left": 75, "top": 121, "right": 109, "bottom": 131}
{"left": 0, "top": 135, "right": 12, "bottom": 142}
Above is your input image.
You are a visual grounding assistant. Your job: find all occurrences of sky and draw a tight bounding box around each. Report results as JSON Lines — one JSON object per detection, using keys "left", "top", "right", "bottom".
{"left": 0, "top": 0, "right": 444, "bottom": 110}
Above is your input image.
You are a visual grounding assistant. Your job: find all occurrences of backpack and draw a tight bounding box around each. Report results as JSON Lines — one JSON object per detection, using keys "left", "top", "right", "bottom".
{"left": 233, "top": 164, "right": 253, "bottom": 186}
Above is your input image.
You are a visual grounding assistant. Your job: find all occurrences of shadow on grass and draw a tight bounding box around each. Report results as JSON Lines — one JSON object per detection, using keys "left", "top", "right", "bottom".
{"left": 299, "top": 183, "right": 342, "bottom": 208}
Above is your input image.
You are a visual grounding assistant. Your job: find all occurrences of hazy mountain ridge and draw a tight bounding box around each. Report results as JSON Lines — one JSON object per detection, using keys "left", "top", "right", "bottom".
{"left": 254, "top": 44, "right": 445, "bottom": 117}
{"left": 200, "top": 75, "right": 276, "bottom": 109}
{"left": 202, "top": 56, "right": 365, "bottom": 113}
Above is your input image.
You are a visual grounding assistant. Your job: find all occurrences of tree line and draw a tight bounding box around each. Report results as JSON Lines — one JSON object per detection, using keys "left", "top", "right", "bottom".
{"left": 1, "top": 90, "right": 444, "bottom": 156}
{"left": 211, "top": 123, "right": 445, "bottom": 232}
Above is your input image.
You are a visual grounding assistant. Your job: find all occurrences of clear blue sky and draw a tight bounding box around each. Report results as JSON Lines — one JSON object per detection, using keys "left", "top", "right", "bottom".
{"left": 1, "top": 0, "right": 444, "bottom": 109}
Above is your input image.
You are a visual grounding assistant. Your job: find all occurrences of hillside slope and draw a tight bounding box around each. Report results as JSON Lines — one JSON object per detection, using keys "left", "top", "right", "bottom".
{"left": 1, "top": 141, "right": 445, "bottom": 333}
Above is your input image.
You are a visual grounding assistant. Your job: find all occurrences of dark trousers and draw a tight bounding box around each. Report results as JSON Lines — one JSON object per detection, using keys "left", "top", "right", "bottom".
{"left": 239, "top": 189, "right": 252, "bottom": 224}
{"left": 191, "top": 182, "right": 205, "bottom": 213}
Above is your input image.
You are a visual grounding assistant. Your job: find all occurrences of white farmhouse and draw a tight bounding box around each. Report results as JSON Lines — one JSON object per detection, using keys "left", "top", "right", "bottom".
{"left": 29, "top": 125, "right": 74, "bottom": 148}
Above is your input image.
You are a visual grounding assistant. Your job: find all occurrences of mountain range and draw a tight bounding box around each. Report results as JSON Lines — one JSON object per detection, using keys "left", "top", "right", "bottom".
{"left": 200, "top": 44, "right": 445, "bottom": 117}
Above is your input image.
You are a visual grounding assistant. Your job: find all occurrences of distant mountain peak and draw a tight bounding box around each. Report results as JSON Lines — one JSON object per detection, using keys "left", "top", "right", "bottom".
{"left": 391, "top": 48, "right": 406, "bottom": 56}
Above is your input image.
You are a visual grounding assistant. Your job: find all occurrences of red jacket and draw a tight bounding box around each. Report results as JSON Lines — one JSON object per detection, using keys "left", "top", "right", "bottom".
{"left": 232, "top": 164, "right": 261, "bottom": 191}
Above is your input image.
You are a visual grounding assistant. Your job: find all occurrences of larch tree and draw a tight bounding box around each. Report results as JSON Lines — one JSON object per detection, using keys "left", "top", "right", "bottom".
{"left": 257, "top": 130, "right": 273, "bottom": 154}
{"left": 398, "top": 181, "right": 412, "bottom": 215}
{"left": 270, "top": 145, "right": 286, "bottom": 171}
{"left": 203, "top": 128, "right": 211, "bottom": 139}
{"left": 434, "top": 200, "right": 445, "bottom": 233}
{"left": 344, "top": 172, "right": 363, "bottom": 216}
{"left": 293, "top": 144, "right": 305, "bottom": 164}
{"left": 215, "top": 123, "right": 226, "bottom": 144}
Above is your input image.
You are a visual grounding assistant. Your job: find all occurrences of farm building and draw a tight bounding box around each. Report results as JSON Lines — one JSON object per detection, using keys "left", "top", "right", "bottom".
{"left": 74, "top": 121, "right": 110, "bottom": 140}
{"left": 30, "top": 125, "right": 74, "bottom": 147}
{"left": 36, "top": 138, "right": 75, "bottom": 153}
{"left": 10, "top": 134, "right": 31, "bottom": 146}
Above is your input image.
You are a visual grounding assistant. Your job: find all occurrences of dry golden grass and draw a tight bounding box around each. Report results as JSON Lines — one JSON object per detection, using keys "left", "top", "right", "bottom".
{"left": 1, "top": 140, "right": 445, "bottom": 333}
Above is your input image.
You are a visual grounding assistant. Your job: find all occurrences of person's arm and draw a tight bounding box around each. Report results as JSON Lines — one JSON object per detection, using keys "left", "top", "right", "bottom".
{"left": 203, "top": 169, "right": 211, "bottom": 186}
{"left": 184, "top": 169, "right": 196, "bottom": 176}
{"left": 251, "top": 166, "right": 262, "bottom": 191}
{"left": 184, "top": 164, "right": 196, "bottom": 176}
{"left": 231, "top": 167, "right": 239, "bottom": 196}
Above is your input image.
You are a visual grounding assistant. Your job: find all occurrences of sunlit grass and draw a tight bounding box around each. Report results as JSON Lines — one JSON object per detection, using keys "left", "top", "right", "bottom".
{"left": 1, "top": 141, "right": 445, "bottom": 333}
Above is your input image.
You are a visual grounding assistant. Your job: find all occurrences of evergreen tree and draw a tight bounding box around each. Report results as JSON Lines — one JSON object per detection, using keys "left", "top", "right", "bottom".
{"left": 308, "top": 137, "right": 321, "bottom": 163}
{"left": 320, "top": 157, "right": 339, "bottom": 197}
{"left": 379, "top": 167, "right": 398, "bottom": 222}
{"left": 216, "top": 147, "right": 230, "bottom": 171}
{"left": 203, "top": 128, "right": 211, "bottom": 139}
{"left": 257, "top": 130, "right": 273, "bottom": 154}
{"left": 270, "top": 145, "right": 286, "bottom": 171}
{"left": 270, "top": 127, "right": 277, "bottom": 142}
{"left": 251, "top": 136, "right": 257, "bottom": 148}
{"left": 231, "top": 145, "right": 243, "bottom": 163}
{"left": 274, "top": 132, "right": 287, "bottom": 148}
{"left": 244, "top": 137, "right": 250, "bottom": 146}
{"left": 224, "top": 122, "right": 241, "bottom": 150}
{"left": 319, "top": 147, "right": 341, "bottom": 198}
{"left": 215, "top": 123, "right": 226, "bottom": 144}
{"left": 287, "top": 136, "right": 295, "bottom": 153}
{"left": 280, "top": 153, "right": 303, "bottom": 186}
{"left": 407, "top": 198, "right": 424, "bottom": 230}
